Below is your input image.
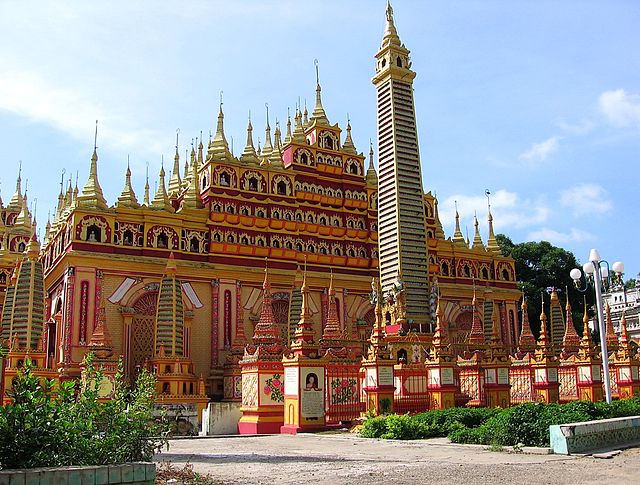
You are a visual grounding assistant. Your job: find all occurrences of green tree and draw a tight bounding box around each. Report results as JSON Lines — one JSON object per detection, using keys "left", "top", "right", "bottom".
{"left": 625, "top": 276, "right": 638, "bottom": 289}
{"left": 496, "top": 235, "right": 593, "bottom": 338}
{"left": 0, "top": 355, "right": 169, "bottom": 469}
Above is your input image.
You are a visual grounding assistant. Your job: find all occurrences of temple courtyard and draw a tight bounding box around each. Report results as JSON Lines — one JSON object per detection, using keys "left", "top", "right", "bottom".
{"left": 156, "top": 433, "right": 639, "bottom": 484}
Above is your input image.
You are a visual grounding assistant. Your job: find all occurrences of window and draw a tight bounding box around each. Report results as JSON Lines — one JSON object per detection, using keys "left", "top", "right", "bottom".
{"left": 241, "top": 236, "right": 249, "bottom": 245}
{"left": 86, "top": 224, "right": 101, "bottom": 242}
{"left": 257, "top": 209, "right": 265, "bottom": 218}
{"left": 241, "top": 207, "right": 249, "bottom": 216}
{"left": 17, "top": 242, "right": 26, "bottom": 252}
{"left": 272, "top": 240, "right": 280, "bottom": 248}
{"left": 123, "top": 230, "right": 133, "bottom": 246}
{"left": 220, "top": 172, "right": 230, "bottom": 186}
{"left": 157, "top": 234, "right": 168, "bottom": 249}
{"left": 481, "top": 268, "right": 489, "bottom": 280}
{"left": 277, "top": 181, "right": 287, "bottom": 195}
{"left": 248, "top": 177, "right": 258, "bottom": 191}
{"left": 319, "top": 216, "right": 327, "bottom": 225}
{"left": 441, "top": 262, "right": 449, "bottom": 276}
{"left": 190, "top": 237, "right": 199, "bottom": 252}
{"left": 296, "top": 242, "right": 303, "bottom": 251}
{"left": 213, "top": 233, "right": 221, "bottom": 242}
{"left": 350, "top": 163, "right": 359, "bottom": 174}
{"left": 396, "top": 56, "right": 402, "bottom": 67}
{"left": 348, "top": 249, "right": 355, "bottom": 257}
{"left": 272, "top": 210, "right": 280, "bottom": 219}
{"left": 307, "top": 214, "right": 314, "bottom": 223}
{"left": 285, "top": 241, "right": 293, "bottom": 250}
{"left": 397, "top": 349, "right": 408, "bottom": 364}
{"left": 301, "top": 153, "right": 308, "bottom": 164}
{"left": 502, "top": 269, "right": 510, "bottom": 281}
{"left": 325, "top": 137, "right": 334, "bottom": 150}
{"left": 227, "top": 234, "right": 235, "bottom": 243}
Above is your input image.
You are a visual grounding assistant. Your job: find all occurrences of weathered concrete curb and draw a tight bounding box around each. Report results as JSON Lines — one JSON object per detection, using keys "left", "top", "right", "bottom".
{"left": 550, "top": 415, "right": 640, "bottom": 455}
{"left": 0, "top": 462, "right": 156, "bottom": 485}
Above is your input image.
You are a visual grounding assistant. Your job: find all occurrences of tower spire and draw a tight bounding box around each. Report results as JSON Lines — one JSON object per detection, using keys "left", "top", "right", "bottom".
{"left": 485, "top": 190, "right": 501, "bottom": 253}
{"left": 209, "top": 92, "right": 231, "bottom": 158}
{"left": 452, "top": 201, "right": 465, "bottom": 244}
{"left": 8, "top": 162, "right": 22, "bottom": 210}
{"left": 151, "top": 159, "right": 173, "bottom": 211}
{"left": 77, "top": 120, "right": 108, "bottom": 210}
{"left": 323, "top": 269, "right": 341, "bottom": 338}
{"left": 518, "top": 296, "right": 537, "bottom": 353}
{"left": 240, "top": 112, "right": 259, "bottom": 164}
{"left": 116, "top": 157, "right": 140, "bottom": 208}
{"left": 251, "top": 259, "right": 282, "bottom": 347}
{"left": 311, "top": 59, "right": 330, "bottom": 125}
{"left": 561, "top": 290, "right": 580, "bottom": 354}
{"left": 261, "top": 103, "right": 273, "bottom": 161}
{"left": 382, "top": 0, "right": 401, "bottom": 48}
{"left": 472, "top": 213, "right": 485, "bottom": 249}
{"left": 342, "top": 115, "right": 357, "bottom": 154}
{"left": 366, "top": 141, "right": 378, "bottom": 186}
{"left": 168, "top": 129, "right": 182, "bottom": 195}
{"left": 143, "top": 162, "right": 150, "bottom": 206}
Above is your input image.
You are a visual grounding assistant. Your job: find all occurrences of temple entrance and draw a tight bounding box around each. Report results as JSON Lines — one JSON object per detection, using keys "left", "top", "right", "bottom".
{"left": 128, "top": 292, "right": 157, "bottom": 378}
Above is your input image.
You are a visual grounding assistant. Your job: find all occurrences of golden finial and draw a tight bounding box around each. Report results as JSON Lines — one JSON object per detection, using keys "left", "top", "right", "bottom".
{"left": 143, "top": 162, "right": 150, "bottom": 206}
{"left": 453, "top": 200, "right": 465, "bottom": 243}
{"left": 311, "top": 59, "right": 329, "bottom": 124}
{"left": 241, "top": 110, "right": 258, "bottom": 164}
{"left": 485, "top": 189, "right": 500, "bottom": 253}
{"left": 168, "top": 128, "right": 182, "bottom": 195}
{"left": 77, "top": 119, "right": 108, "bottom": 210}
{"left": 116, "top": 155, "right": 140, "bottom": 208}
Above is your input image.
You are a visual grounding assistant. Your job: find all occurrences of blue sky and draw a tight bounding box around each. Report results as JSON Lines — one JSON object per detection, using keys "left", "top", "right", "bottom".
{"left": 1, "top": 0, "right": 638, "bottom": 280}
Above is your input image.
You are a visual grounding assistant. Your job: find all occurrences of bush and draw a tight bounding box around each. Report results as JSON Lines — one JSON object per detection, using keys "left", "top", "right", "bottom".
{"left": 0, "top": 355, "right": 169, "bottom": 470}
{"left": 359, "top": 407, "right": 498, "bottom": 440}
{"left": 363, "top": 397, "right": 640, "bottom": 447}
{"left": 359, "top": 416, "right": 388, "bottom": 438}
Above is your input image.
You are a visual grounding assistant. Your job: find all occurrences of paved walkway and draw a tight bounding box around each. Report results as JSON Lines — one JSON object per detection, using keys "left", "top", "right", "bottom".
{"left": 155, "top": 433, "right": 640, "bottom": 484}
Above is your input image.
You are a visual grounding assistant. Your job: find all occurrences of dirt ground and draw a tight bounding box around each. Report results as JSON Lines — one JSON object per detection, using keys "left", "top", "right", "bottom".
{"left": 155, "top": 433, "right": 640, "bottom": 485}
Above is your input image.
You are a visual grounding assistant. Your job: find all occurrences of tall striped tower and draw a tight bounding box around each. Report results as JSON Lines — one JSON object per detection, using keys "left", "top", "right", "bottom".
{"left": 372, "top": 2, "right": 430, "bottom": 325}
{"left": 2, "top": 235, "right": 45, "bottom": 349}
{"left": 154, "top": 253, "right": 185, "bottom": 356}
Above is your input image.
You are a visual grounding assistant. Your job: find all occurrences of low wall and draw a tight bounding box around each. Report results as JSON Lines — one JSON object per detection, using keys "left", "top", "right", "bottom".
{"left": 549, "top": 415, "right": 640, "bottom": 454}
{"left": 0, "top": 462, "right": 156, "bottom": 485}
{"left": 201, "top": 401, "right": 242, "bottom": 435}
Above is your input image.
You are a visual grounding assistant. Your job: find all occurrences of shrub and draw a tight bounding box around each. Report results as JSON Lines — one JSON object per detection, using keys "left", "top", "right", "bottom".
{"left": 0, "top": 355, "right": 169, "bottom": 470}
{"left": 359, "top": 415, "right": 388, "bottom": 438}
{"left": 361, "top": 398, "right": 640, "bottom": 446}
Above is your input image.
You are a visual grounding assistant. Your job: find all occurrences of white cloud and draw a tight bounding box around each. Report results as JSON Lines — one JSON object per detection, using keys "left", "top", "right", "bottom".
{"left": 599, "top": 89, "right": 640, "bottom": 128}
{"left": 440, "top": 189, "right": 550, "bottom": 237}
{"left": 527, "top": 227, "right": 594, "bottom": 245}
{"left": 0, "top": 69, "right": 164, "bottom": 158}
{"left": 560, "top": 183, "right": 613, "bottom": 217}
{"left": 556, "top": 118, "right": 595, "bottom": 135}
{"left": 519, "top": 136, "right": 561, "bottom": 163}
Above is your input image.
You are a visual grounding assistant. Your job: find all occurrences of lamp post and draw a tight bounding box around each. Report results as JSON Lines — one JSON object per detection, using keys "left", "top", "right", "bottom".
{"left": 570, "top": 249, "right": 624, "bottom": 403}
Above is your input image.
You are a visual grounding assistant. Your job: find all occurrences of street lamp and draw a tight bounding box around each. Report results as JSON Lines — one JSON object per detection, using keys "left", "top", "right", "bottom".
{"left": 570, "top": 249, "right": 624, "bottom": 403}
